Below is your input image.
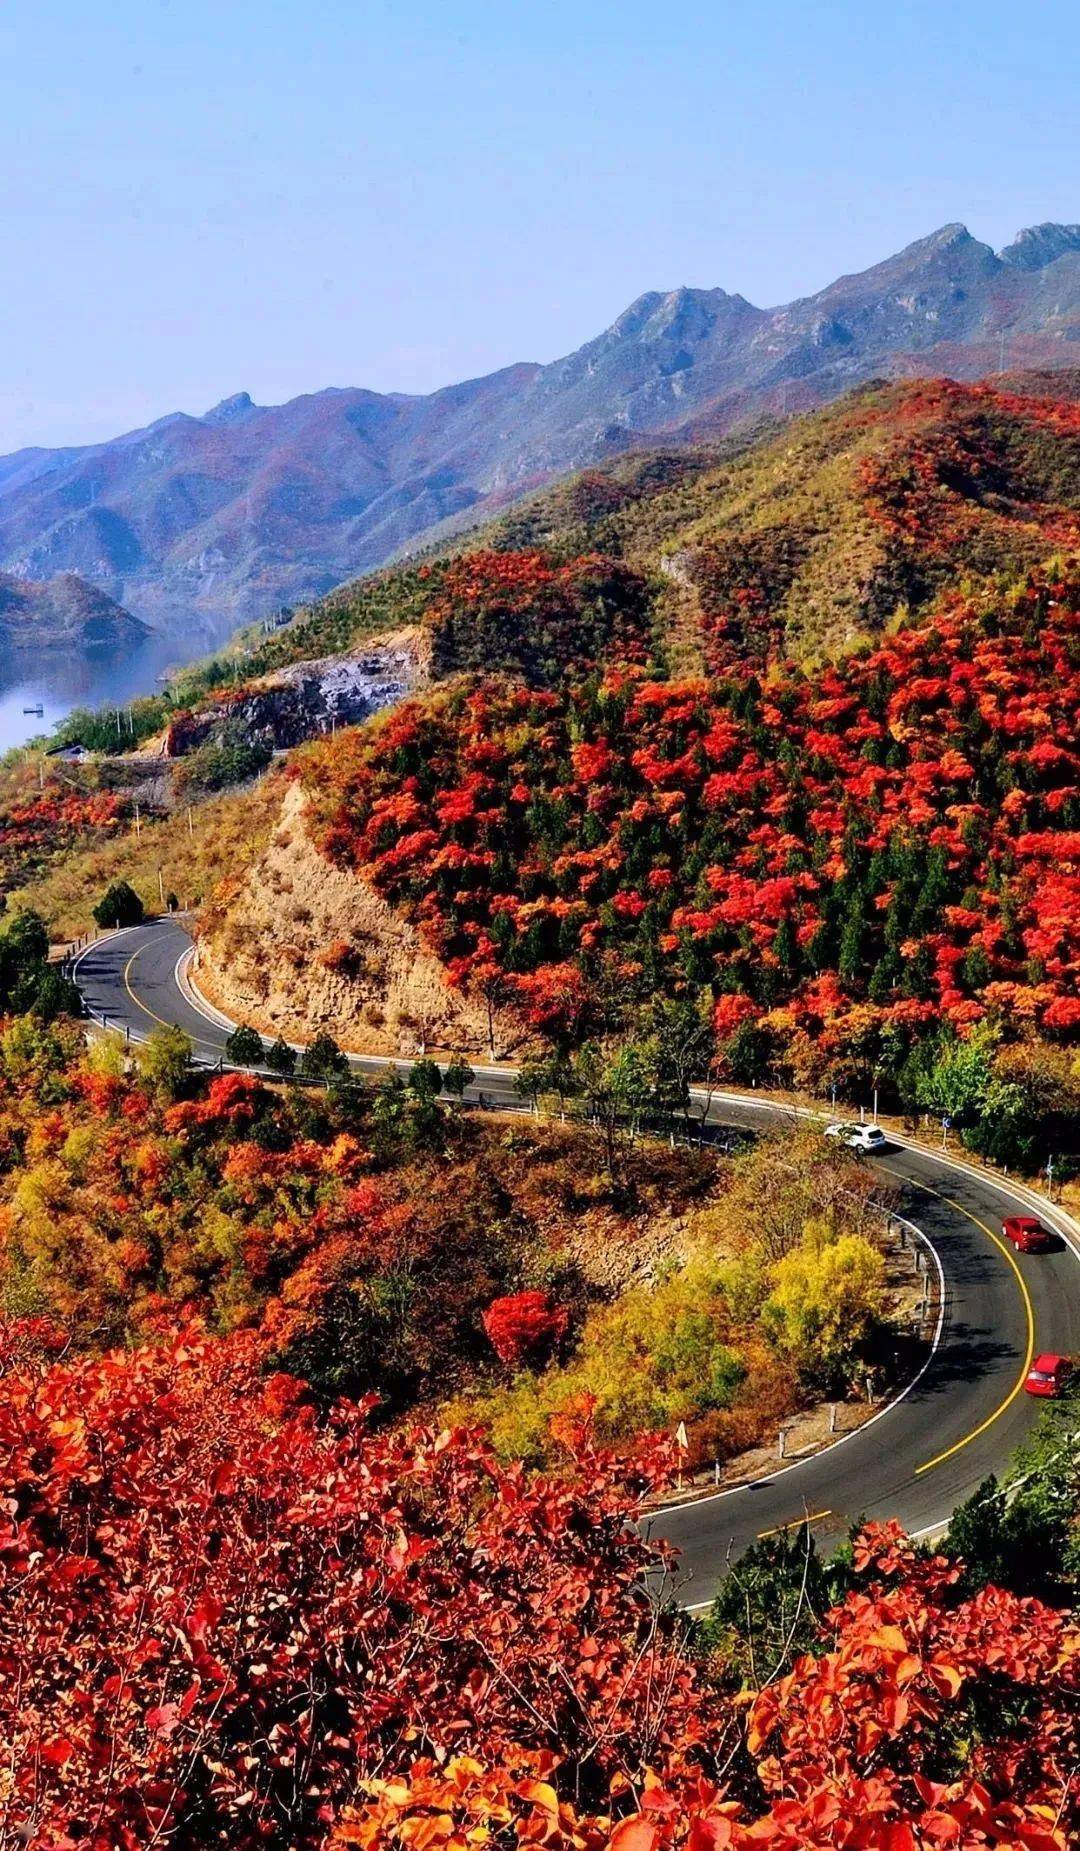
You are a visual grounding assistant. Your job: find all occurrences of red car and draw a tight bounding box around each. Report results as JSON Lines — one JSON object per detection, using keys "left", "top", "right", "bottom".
{"left": 1024, "top": 1354, "right": 1072, "bottom": 1398}
{"left": 1002, "top": 1215, "right": 1054, "bottom": 1253}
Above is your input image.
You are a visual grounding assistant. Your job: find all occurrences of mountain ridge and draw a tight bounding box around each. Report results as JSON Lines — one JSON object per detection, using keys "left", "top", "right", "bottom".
{"left": 3, "top": 220, "right": 1080, "bottom": 640}
{"left": 226, "top": 370, "right": 1080, "bottom": 686}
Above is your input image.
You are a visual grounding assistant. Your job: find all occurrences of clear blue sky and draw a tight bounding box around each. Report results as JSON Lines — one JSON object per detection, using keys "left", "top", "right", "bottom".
{"left": 2, "top": 0, "right": 1077, "bottom": 451}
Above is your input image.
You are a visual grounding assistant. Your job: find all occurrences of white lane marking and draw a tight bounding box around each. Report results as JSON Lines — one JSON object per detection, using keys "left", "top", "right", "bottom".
{"left": 97, "top": 927, "right": 1080, "bottom": 1556}
{"left": 173, "top": 945, "right": 237, "bottom": 1033}
{"left": 69, "top": 922, "right": 143, "bottom": 976}
{"left": 896, "top": 1156, "right": 1080, "bottom": 1267}
{"left": 653, "top": 1211, "right": 946, "bottom": 1516}
{"left": 69, "top": 924, "right": 153, "bottom": 1027}
{"left": 694, "top": 1089, "right": 1080, "bottom": 1265}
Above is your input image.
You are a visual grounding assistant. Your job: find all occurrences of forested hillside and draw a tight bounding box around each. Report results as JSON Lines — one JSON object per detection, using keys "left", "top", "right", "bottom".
{"left": 118, "top": 375, "right": 1068, "bottom": 1172}
{"left": 2, "top": 372, "right": 1080, "bottom": 1846}
{"left": 35, "top": 372, "right": 1080, "bottom": 764}
{"left": 248, "top": 373, "right": 1080, "bottom": 672}
{"left": 0, "top": 570, "right": 146, "bottom": 650}
{"left": 285, "top": 565, "right": 1078, "bottom": 1153}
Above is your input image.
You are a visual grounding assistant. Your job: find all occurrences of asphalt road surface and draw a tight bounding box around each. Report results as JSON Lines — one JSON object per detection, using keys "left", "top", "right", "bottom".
{"left": 73, "top": 917, "right": 1080, "bottom": 1608}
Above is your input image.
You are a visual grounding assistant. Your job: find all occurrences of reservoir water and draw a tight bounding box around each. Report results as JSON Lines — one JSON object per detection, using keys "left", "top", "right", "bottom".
{"left": 0, "top": 630, "right": 221, "bottom": 756}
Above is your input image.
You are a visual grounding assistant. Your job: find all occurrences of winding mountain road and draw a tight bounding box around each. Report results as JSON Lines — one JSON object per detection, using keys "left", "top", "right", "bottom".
{"left": 72, "top": 917, "right": 1080, "bottom": 1608}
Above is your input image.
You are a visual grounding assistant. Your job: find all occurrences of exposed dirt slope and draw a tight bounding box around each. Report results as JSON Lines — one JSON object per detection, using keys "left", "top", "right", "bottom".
{"left": 197, "top": 781, "right": 527, "bottom": 1059}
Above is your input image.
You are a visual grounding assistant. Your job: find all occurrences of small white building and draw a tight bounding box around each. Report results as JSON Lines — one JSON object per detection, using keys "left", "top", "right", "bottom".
{"left": 46, "top": 739, "right": 92, "bottom": 764}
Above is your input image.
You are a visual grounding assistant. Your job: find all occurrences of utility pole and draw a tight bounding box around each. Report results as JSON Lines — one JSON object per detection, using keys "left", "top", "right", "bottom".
{"left": 186, "top": 806, "right": 194, "bottom": 838}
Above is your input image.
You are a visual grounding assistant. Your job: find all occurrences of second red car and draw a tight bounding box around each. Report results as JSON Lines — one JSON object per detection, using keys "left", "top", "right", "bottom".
{"left": 1024, "top": 1354, "right": 1072, "bottom": 1397}
{"left": 1002, "top": 1215, "right": 1054, "bottom": 1253}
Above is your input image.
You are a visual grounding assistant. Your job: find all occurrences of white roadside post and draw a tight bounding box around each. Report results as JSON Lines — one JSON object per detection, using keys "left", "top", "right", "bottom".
{"left": 675, "top": 1420, "right": 689, "bottom": 1489}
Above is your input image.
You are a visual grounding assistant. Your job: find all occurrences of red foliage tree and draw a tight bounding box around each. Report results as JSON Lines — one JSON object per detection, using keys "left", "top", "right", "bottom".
{"left": 1, "top": 1321, "right": 1077, "bottom": 1848}
{"left": 0, "top": 1325, "right": 697, "bottom": 1848}
{"left": 302, "top": 566, "right": 1080, "bottom": 1091}
{"left": 482, "top": 1289, "right": 570, "bottom": 1365}
{"left": 334, "top": 1524, "right": 1079, "bottom": 1851}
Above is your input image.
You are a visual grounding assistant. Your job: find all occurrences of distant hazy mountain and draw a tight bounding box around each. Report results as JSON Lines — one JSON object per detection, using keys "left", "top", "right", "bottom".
{"left": 0, "top": 571, "right": 147, "bottom": 652}
{"left": 1, "top": 221, "right": 1078, "bottom": 638}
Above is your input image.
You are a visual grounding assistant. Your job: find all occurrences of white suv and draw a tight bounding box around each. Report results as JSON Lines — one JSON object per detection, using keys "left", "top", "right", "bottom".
{"left": 824, "top": 1122, "right": 888, "bottom": 1153}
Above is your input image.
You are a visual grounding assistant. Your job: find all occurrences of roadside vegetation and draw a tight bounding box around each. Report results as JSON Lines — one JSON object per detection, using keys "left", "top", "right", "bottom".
{"left": 0, "top": 366, "right": 1078, "bottom": 1844}
{"left": 448, "top": 1126, "right": 895, "bottom": 1466}
{"left": 1, "top": 1288, "right": 1076, "bottom": 1847}
{"left": 3, "top": 765, "right": 285, "bottom": 940}
{"left": 0, "top": 907, "right": 80, "bottom": 1019}
{"left": 0, "top": 1005, "right": 912, "bottom": 1466}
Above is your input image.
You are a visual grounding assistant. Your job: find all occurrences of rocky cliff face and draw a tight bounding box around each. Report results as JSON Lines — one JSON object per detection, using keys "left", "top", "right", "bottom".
{"left": 165, "top": 635, "right": 424, "bottom": 757}
{"left": 1, "top": 222, "right": 1078, "bottom": 640}
{"left": 999, "top": 222, "right": 1080, "bottom": 270}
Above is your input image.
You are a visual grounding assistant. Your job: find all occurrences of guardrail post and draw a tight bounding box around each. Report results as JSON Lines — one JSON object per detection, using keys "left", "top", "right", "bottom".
{"left": 778, "top": 1426, "right": 789, "bottom": 1459}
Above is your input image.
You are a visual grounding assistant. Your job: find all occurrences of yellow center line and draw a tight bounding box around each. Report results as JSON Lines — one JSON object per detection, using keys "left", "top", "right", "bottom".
{"left": 879, "top": 1165, "right": 1035, "bottom": 1475}
{"left": 757, "top": 1510, "right": 832, "bottom": 1540}
{"left": 111, "top": 960, "right": 1038, "bottom": 1487}
{"left": 122, "top": 944, "right": 179, "bottom": 1034}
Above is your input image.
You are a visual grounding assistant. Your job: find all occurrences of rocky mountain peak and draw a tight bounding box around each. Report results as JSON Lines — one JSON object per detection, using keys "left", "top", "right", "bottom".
{"left": 0, "top": 220, "right": 1077, "bottom": 638}
{"left": 999, "top": 223, "right": 1080, "bottom": 271}
{"left": 203, "top": 391, "right": 258, "bottom": 426}
{"left": 918, "top": 221, "right": 974, "bottom": 250}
